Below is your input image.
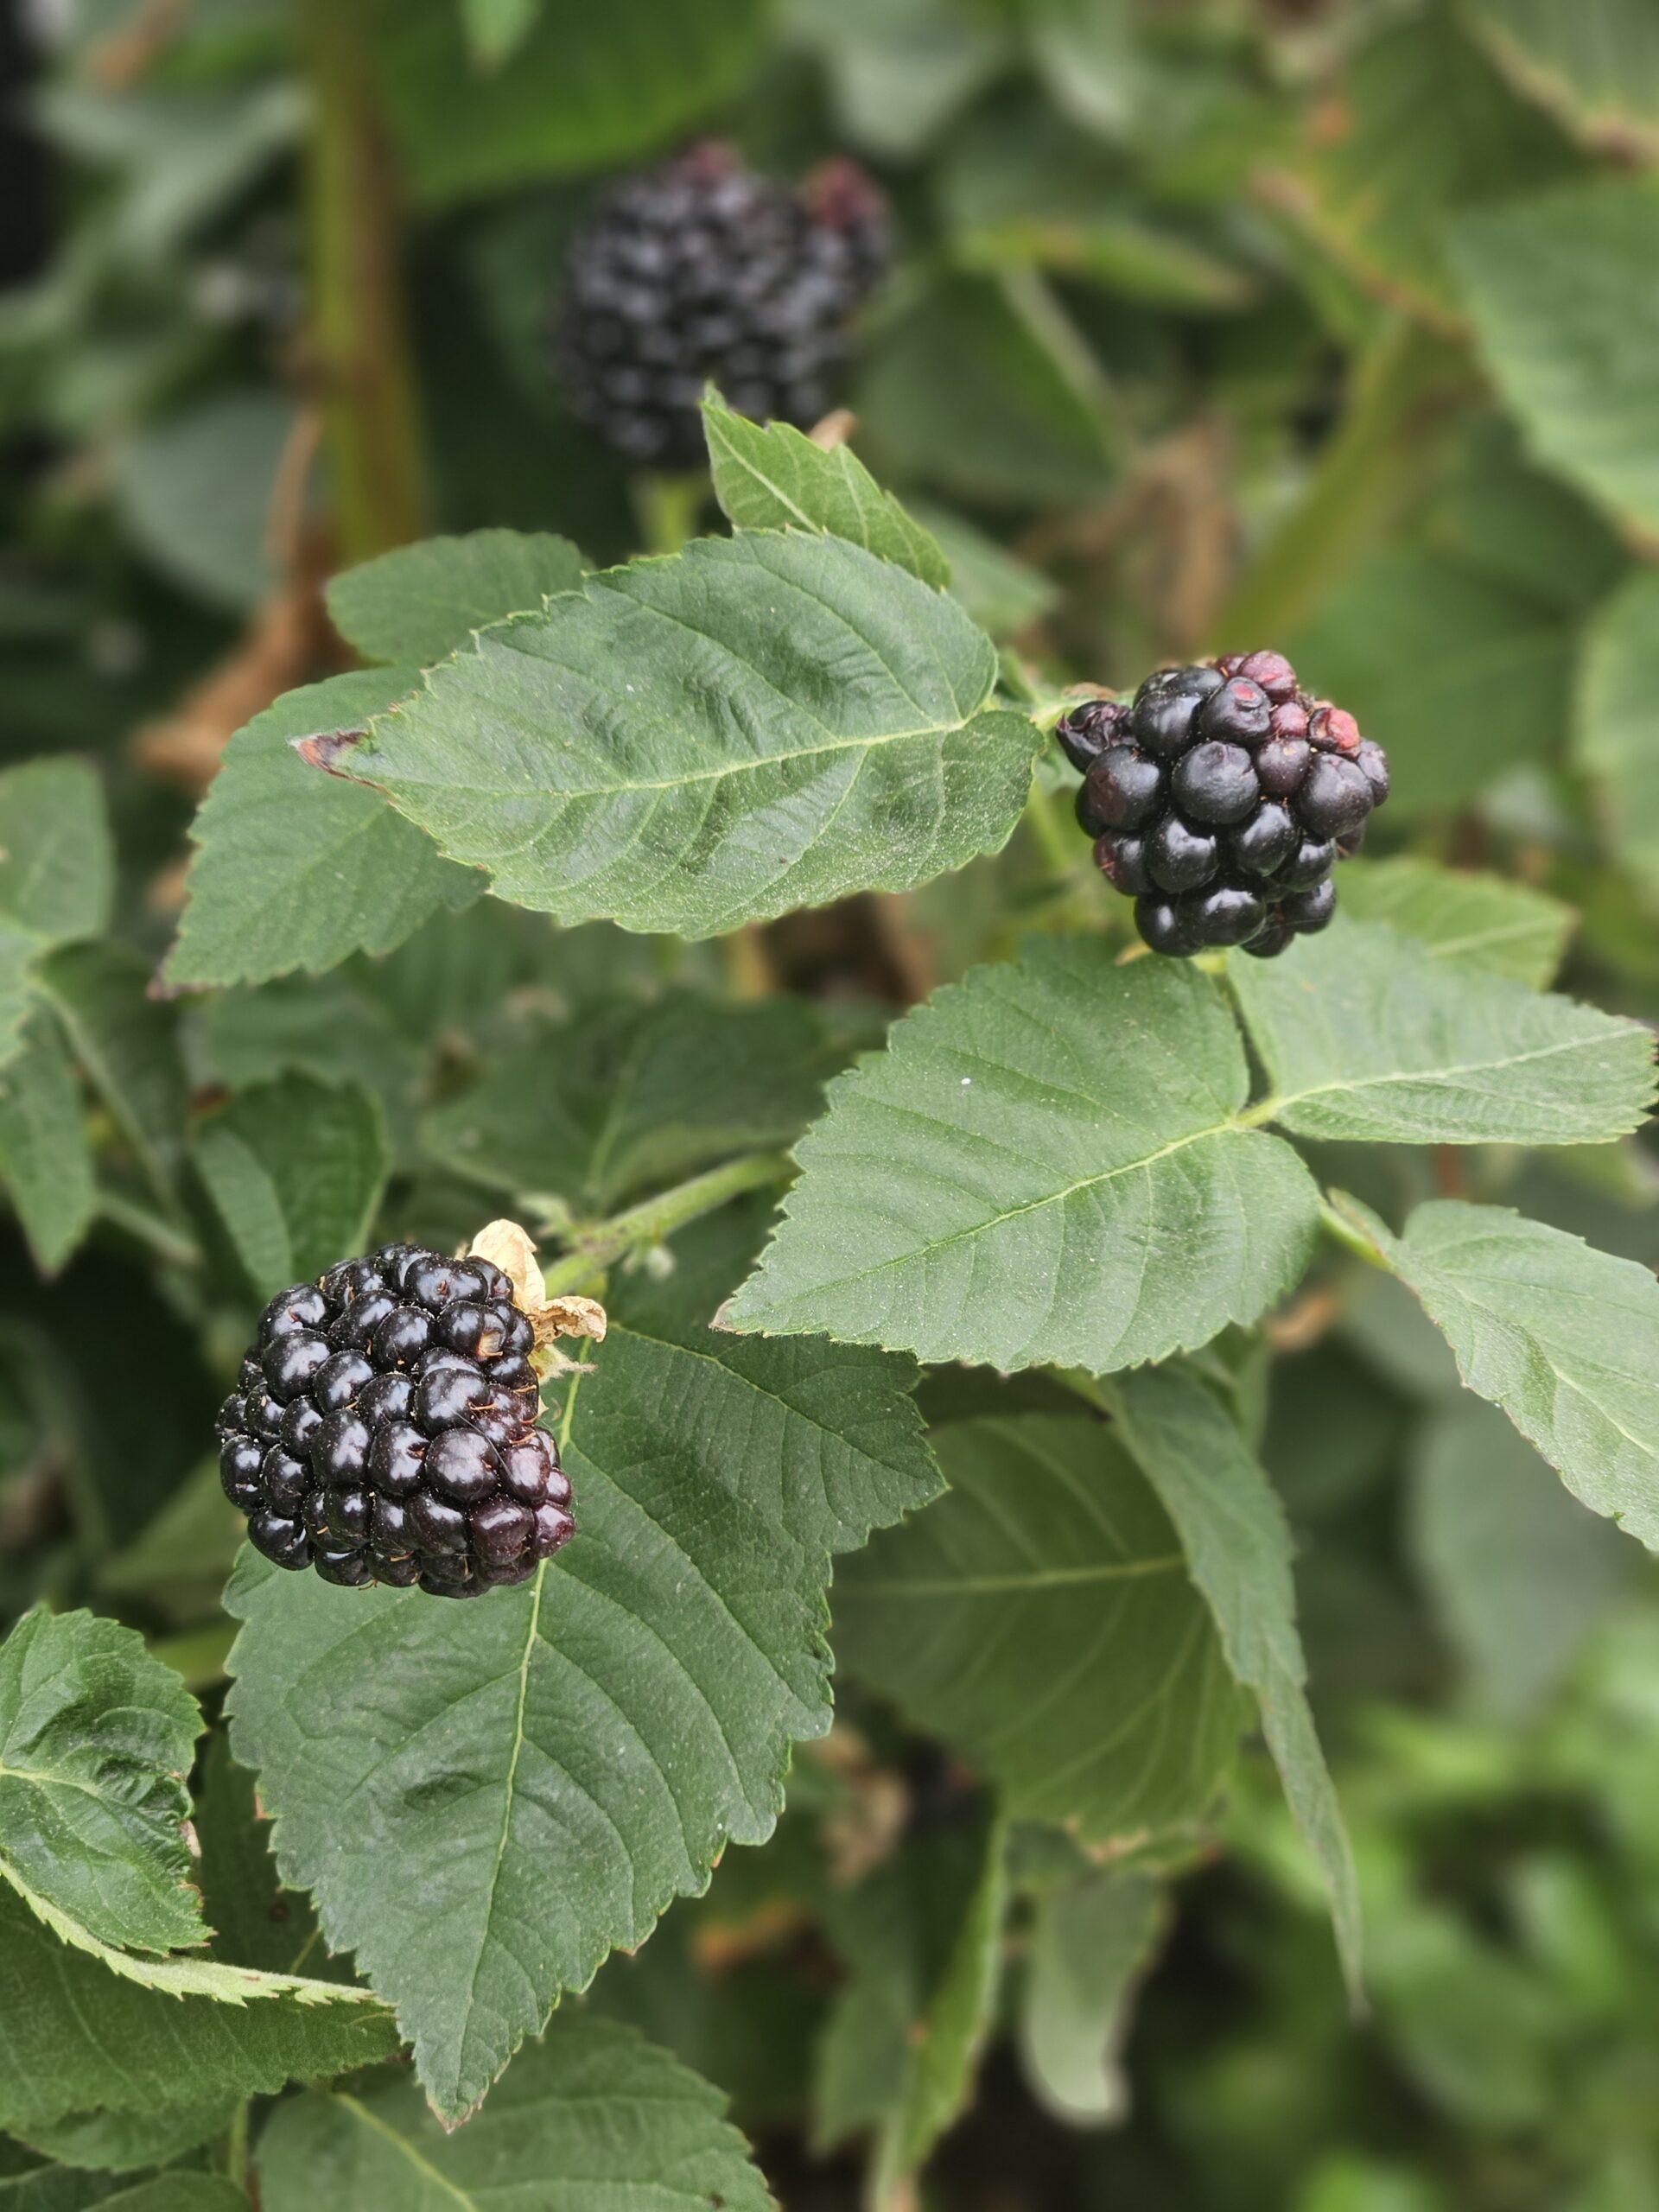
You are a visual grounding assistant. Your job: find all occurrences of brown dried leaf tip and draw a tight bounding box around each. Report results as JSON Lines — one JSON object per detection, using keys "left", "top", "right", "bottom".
{"left": 291, "top": 727, "right": 369, "bottom": 777}
{"left": 466, "top": 1219, "right": 607, "bottom": 1376}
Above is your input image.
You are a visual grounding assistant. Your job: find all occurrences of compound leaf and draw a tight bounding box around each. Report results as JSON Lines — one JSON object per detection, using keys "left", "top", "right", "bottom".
{"left": 728, "top": 939, "right": 1319, "bottom": 1373}
{"left": 225, "top": 1205, "right": 938, "bottom": 2122}
{"left": 334, "top": 531, "right": 1041, "bottom": 938}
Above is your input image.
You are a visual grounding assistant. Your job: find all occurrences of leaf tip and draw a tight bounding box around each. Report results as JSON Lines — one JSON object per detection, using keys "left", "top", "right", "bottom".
{"left": 291, "top": 727, "right": 371, "bottom": 778}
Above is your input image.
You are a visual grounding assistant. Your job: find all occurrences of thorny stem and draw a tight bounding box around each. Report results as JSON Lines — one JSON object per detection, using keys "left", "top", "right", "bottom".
{"left": 539, "top": 1150, "right": 796, "bottom": 1296}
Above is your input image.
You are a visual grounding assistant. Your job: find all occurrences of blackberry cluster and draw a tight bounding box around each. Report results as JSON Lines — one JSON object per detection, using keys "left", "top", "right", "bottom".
{"left": 1058, "top": 651, "right": 1389, "bottom": 957}
{"left": 216, "top": 1243, "right": 574, "bottom": 1600}
{"left": 551, "top": 141, "right": 889, "bottom": 468}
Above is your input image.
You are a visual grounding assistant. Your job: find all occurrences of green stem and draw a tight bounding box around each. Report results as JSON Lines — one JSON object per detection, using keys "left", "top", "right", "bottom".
{"left": 1317, "top": 1194, "right": 1386, "bottom": 1268}
{"left": 632, "top": 471, "right": 708, "bottom": 556}
{"left": 541, "top": 1150, "right": 795, "bottom": 1295}
{"left": 301, "top": 0, "right": 428, "bottom": 565}
{"left": 97, "top": 1188, "right": 202, "bottom": 1269}
{"left": 225, "top": 2097, "right": 251, "bottom": 2189}
{"left": 1212, "top": 318, "right": 1471, "bottom": 644}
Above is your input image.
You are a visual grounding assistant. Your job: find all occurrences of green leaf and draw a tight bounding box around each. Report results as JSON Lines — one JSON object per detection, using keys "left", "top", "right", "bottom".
{"left": 326, "top": 529, "right": 586, "bottom": 667}
{"left": 1449, "top": 177, "right": 1659, "bottom": 537}
{"left": 702, "top": 398, "right": 950, "bottom": 588}
{"left": 1338, "top": 858, "right": 1573, "bottom": 986}
{"left": 374, "top": 0, "right": 768, "bottom": 206}
{"left": 1019, "top": 1867, "right": 1163, "bottom": 2125}
{"left": 792, "top": 0, "right": 1009, "bottom": 158}
{"left": 194, "top": 1075, "right": 389, "bottom": 1300}
{"left": 97, "top": 1461, "right": 243, "bottom": 1615}
{"left": 873, "top": 1815, "right": 1005, "bottom": 2206}
{"left": 258, "top": 2016, "right": 772, "bottom": 2211}
{"left": 339, "top": 531, "right": 1040, "bottom": 938}
{"left": 0, "top": 1885, "right": 397, "bottom": 2160}
{"left": 459, "top": 0, "right": 543, "bottom": 69}
{"left": 167, "top": 671, "right": 479, "bottom": 990}
{"left": 857, "top": 270, "right": 1116, "bottom": 506}
{"left": 194, "top": 1732, "right": 356, "bottom": 1988}
{"left": 0, "top": 2174, "right": 238, "bottom": 2212}
{"left": 0, "top": 1014, "right": 94, "bottom": 1274}
{"left": 0, "top": 760, "right": 112, "bottom": 1064}
{"left": 1342, "top": 1194, "right": 1659, "bottom": 1550}
{"left": 1466, "top": 0, "right": 1659, "bottom": 163}
{"left": 817, "top": 1813, "right": 1006, "bottom": 2203}
{"left": 1230, "top": 916, "right": 1655, "bottom": 1146}
{"left": 225, "top": 1205, "right": 938, "bottom": 2122}
{"left": 1288, "top": 6, "right": 1579, "bottom": 323}
{"left": 727, "top": 939, "right": 1319, "bottom": 1373}
{"left": 0, "top": 1608, "right": 203, "bottom": 1956}
{"left": 835, "top": 1415, "right": 1241, "bottom": 1839}
{"left": 1110, "top": 1368, "right": 1361, "bottom": 1998}
{"left": 422, "top": 993, "right": 832, "bottom": 1212}
{"left": 0, "top": 760, "right": 112, "bottom": 955}
{"left": 1286, "top": 549, "right": 1575, "bottom": 815}
{"left": 35, "top": 944, "right": 187, "bottom": 1203}
{"left": 1408, "top": 1395, "right": 1629, "bottom": 1722}
{"left": 910, "top": 500, "right": 1058, "bottom": 639}
{"left": 1578, "top": 567, "right": 1659, "bottom": 900}
{"left": 109, "top": 392, "right": 295, "bottom": 614}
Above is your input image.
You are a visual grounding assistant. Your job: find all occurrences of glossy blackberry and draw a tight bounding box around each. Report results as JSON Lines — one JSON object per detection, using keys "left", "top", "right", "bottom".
{"left": 550, "top": 141, "right": 889, "bottom": 469}
{"left": 1056, "top": 651, "right": 1388, "bottom": 957}
{"left": 217, "top": 1243, "right": 575, "bottom": 1599}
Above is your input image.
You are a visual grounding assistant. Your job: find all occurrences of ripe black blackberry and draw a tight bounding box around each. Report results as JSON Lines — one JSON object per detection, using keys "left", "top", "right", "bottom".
{"left": 551, "top": 142, "right": 890, "bottom": 469}
{"left": 1058, "top": 650, "right": 1389, "bottom": 958}
{"left": 216, "top": 1240, "right": 575, "bottom": 1599}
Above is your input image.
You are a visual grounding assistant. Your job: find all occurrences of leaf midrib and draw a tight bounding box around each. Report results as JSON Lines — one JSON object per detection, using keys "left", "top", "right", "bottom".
{"left": 755, "top": 1108, "right": 1254, "bottom": 1307}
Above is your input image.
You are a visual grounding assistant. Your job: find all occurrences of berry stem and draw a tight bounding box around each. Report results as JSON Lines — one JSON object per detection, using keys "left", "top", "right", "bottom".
{"left": 540, "top": 1149, "right": 796, "bottom": 1294}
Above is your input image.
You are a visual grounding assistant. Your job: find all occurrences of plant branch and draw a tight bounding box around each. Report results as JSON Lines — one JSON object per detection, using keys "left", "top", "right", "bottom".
{"left": 300, "top": 0, "right": 428, "bottom": 566}
{"left": 540, "top": 1150, "right": 795, "bottom": 1295}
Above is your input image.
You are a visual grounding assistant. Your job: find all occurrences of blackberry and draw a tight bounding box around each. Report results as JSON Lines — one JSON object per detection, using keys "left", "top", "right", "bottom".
{"left": 1061, "top": 651, "right": 1388, "bottom": 957}
{"left": 216, "top": 1239, "right": 577, "bottom": 1599}
{"left": 550, "top": 142, "right": 889, "bottom": 469}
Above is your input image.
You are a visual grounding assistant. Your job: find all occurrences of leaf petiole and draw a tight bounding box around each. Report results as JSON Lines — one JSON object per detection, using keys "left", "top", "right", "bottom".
{"left": 540, "top": 1147, "right": 796, "bottom": 1295}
